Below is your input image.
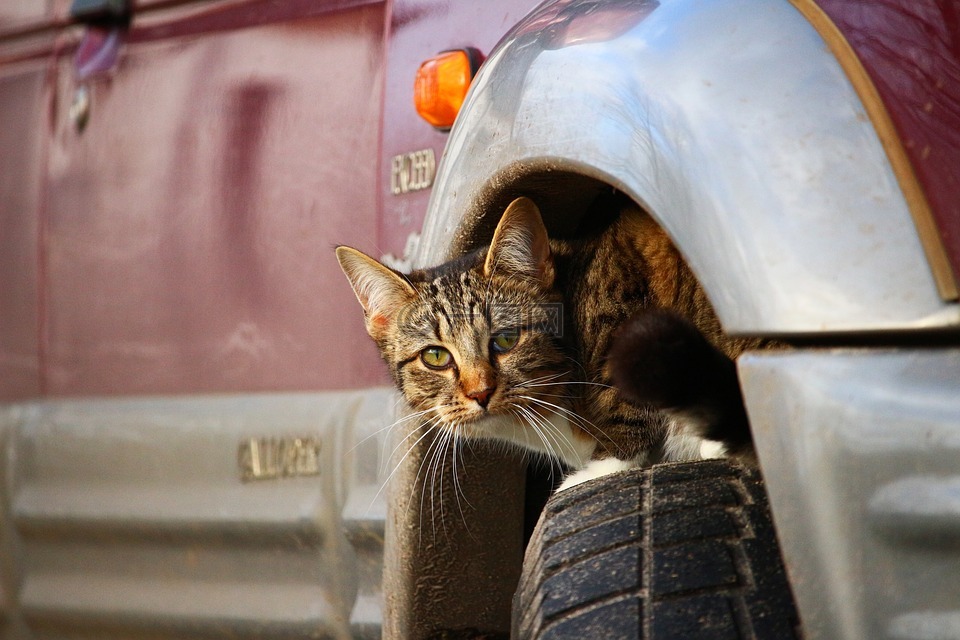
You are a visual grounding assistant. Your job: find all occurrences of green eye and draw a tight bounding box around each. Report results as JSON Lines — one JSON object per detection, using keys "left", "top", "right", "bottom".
{"left": 491, "top": 331, "right": 520, "bottom": 353}
{"left": 421, "top": 346, "right": 453, "bottom": 369}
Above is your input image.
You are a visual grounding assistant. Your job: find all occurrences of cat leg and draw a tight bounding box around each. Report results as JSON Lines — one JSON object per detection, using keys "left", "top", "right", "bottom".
{"left": 660, "top": 416, "right": 727, "bottom": 461}
{"left": 608, "top": 308, "right": 754, "bottom": 459}
{"left": 557, "top": 456, "right": 640, "bottom": 492}
{"left": 698, "top": 439, "right": 726, "bottom": 459}
{"left": 556, "top": 429, "right": 725, "bottom": 491}
{"left": 659, "top": 425, "right": 714, "bottom": 462}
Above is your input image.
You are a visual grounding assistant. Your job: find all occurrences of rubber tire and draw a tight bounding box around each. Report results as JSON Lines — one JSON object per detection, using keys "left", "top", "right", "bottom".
{"left": 512, "top": 460, "right": 802, "bottom": 639}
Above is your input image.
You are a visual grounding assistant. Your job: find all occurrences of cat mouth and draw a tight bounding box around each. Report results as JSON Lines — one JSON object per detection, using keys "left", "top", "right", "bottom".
{"left": 448, "top": 402, "right": 507, "bottom": 428}
{"left": 462, "top": 404, "right": 496, "bottom": 422}
{"left": 455, "top": 411, "right": 509, "bottom": 437}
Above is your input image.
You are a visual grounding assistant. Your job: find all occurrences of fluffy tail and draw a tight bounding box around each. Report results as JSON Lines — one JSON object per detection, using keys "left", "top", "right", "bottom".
{"left": 607, "top": 309, "right": 754, "bottom": 459}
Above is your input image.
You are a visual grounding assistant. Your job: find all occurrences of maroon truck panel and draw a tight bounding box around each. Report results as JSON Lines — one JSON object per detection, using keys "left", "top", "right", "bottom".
{"left": 0, "top": 0, "right": 51, "bottom": 32}
{"left": 42, "top": 0, "right": 390, "bottom": 396}
{"left": 0, "top": 63, "right": 46, "bottom": 400}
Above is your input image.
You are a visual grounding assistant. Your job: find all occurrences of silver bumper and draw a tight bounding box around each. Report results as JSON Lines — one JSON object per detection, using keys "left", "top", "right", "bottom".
{"left": 0, "top": 389, "right": 394, "bottom": 638}
{"left": 742, "top": 349, "right": 960, "bottom": 640}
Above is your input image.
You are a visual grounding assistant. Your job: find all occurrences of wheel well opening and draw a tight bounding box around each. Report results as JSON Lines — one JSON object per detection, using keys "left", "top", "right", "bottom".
{"left": 446, "top": 167, "right": 651, "bottom": 549}
{"left": 450, "top": 169, "right": 635, "bottom": 255}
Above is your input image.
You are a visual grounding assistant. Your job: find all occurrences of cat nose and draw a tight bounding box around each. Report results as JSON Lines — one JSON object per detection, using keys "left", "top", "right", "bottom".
{"left": 466, "top": 385, "right": 496, "bottom": 408}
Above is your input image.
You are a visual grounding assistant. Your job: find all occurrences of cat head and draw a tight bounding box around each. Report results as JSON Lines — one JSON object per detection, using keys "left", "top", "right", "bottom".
{"left": 336, "top": 197, "right": 572, "bottom": 436}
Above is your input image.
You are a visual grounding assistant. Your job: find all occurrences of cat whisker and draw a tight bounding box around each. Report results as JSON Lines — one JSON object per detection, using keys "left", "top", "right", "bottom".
{"left": 510, "top": 407, "right": 552, "bottom": 458}
{"left": 522, "top": 370, "right": 574, "bottom": 386}
{"left": 377, "top": 407, "right": 446, "bottom": 477}
{"left": 521, "top": 393, "right": 626, "bottom": 461}
{"left": 431, "top": 422, "right": 472, "bottom": 542}
{"left": 435, "top": 425, "right": 457, "bottom": 539}
{"left": 526, "top": 380, "right": 617, "bottom": 391}
{"left": 515, "top": 403, "right": 583, "bottom": 467}
{"left": 509, "top": 411, "right": 559, "bottom": 485}
{"left": 415, "top": 417, "right": 469, "bottom": 542}
{"left": 562, "top": 355, "right": 589, "bottom": 377}
{"left": 521, "top": 394, "right": 632, "bottom": 460}
{"left": 517, "top": 389, "right": 573, "bottom": 399}
{"left": 423, "top": 432, "right": 439, "bottom": 536}
{"left": 350, "top": 405, "right": 440, "bottom": 462}
{"left": 520, "top": 395, "right": 597, "bottom": 432}
{"left": 372, "top": 415, "right": 445, "bottom": 518}
{"left": 517, "top": 403, "right": 584, "bottom": 468}
{"left": 428, "top": 427, "right": 448, "bottom": 540}
{"left": 449, "top": 428, "right": 475, "bottom": 533}
{"left": 438, "top": 425, "right": 472, "bottom": 540}
{"left": 414, "top": 421, "right": 446, "bottom": 542}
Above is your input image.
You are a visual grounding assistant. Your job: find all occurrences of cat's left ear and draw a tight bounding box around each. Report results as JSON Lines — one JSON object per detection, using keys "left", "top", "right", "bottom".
{"left": 484, "top": 197, "right": 555, "bottom": 288}
{"left": 336, "top": 246, "right": 417, "bottom": 337}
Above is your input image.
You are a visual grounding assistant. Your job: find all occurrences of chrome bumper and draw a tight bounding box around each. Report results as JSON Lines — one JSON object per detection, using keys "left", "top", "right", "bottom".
{"left": 742, "top": 349, "right": 960, "bottom": 640}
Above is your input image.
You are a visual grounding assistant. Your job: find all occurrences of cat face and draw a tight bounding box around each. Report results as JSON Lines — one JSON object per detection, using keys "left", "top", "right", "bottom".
{"left": 337, "top": 198, "right": 580, "bottom": 453}
{"left": 384, "top": 263, "right": 568, "bottom": 431}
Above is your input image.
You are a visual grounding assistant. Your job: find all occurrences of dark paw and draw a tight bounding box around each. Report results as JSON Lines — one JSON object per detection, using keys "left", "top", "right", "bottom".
{"left": 607, "top": 309, "right": 753, "bottom": 454}
{"left": 607, "top": 309, "right": 721, "bottom": 409}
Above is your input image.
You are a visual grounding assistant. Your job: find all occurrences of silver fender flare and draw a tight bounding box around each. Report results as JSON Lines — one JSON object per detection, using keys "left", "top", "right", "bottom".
{"left": 418, "top": 0, "right": 957, "bottom": 336}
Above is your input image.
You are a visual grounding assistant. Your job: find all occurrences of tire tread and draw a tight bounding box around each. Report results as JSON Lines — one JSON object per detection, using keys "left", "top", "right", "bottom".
{"left": 513, "top": 460, "right": 802, "bottom": 639}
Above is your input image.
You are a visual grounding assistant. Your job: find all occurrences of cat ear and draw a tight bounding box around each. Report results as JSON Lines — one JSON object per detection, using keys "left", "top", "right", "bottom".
{"left": 484, "top": 197, "right": 555, "bottom": 287}
{"left": 336, "top": 246, "right": 417, "bottom": 335}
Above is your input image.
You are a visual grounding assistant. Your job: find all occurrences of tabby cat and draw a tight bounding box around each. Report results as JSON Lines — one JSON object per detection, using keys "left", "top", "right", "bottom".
{"left": 336, "top": 197, "right": 757, "bottom": 490}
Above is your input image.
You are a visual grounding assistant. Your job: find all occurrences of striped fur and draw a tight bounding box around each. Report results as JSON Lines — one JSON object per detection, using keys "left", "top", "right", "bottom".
{"left": 336, "top": 197, "right": 761, "bottom": 481}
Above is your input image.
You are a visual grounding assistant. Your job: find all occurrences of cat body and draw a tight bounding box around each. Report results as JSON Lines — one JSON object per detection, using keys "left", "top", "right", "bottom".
{"left": 337, "top": 197, "right": 756, "bottom": 489}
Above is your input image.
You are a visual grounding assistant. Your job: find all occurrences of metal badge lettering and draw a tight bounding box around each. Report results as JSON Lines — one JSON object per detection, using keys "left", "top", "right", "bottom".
{"left": 238, "top": 436, "right": 322, "bottom": 481}
{"left": 391, "top": 149, "right": 436, "bottom": 195}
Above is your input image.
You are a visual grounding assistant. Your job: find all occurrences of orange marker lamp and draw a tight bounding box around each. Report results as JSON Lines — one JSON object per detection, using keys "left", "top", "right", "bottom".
{"left": 414, "top": 48, "right": 483, "bottom": 130}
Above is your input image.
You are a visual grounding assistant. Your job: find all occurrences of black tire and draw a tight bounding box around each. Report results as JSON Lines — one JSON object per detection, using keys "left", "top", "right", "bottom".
{"left": 512, "top": 459, "right": 802, "bottom": 639}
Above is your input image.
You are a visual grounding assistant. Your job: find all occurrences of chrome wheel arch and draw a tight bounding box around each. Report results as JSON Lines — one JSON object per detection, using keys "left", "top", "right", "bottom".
{"left": 417, "top": 0, "right": 956, "bottom": 336}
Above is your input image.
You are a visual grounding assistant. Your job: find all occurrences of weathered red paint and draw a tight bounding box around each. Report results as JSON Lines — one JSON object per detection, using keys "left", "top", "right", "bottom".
{"left": 0, "top": 65, "right": 46, "bottom": 400}
{"left": 0, "top": 0, "right": 651, "bottom": 401}
{"left": 379, "top": 0, "right": 545, "bottom": 261}
{"left": 0, "top": 0, "right": 54, "bottom": 33}
{"left": 49, "top": 1, "right": 390, "bottom": 396}
{"left": 3, "top": 0, "right": 958, "bottom": 400}
{"left": 816, "top": 0, "right": 960, "bottom": 286}
{"left": 0, "top": 0, "right": 395, "bottom": 398}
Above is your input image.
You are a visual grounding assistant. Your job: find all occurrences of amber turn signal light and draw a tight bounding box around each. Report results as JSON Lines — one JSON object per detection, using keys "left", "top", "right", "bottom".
{"left": 414, "top": 48, "right": 483, "bottom": 130}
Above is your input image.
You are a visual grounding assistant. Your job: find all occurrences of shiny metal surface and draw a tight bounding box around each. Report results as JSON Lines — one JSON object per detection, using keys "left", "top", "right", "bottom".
{"left": 0, "top": 388, "right": 393, "bottom": 638}
{"left": 741, "top": 350, "right": 960, "bottom": 640}
{"left": 815, "top": 0, "right": 960, "bottom": 295}
{"left": 419, "top": 0, "right": 958, "bottom": 335}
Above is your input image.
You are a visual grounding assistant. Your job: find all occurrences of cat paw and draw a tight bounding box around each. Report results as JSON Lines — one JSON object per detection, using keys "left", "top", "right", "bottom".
{"left": 557, "top": 458, "right": 636, "bottom": 492}
{"left": 607, "top": 308, "right": 718, "bottom": 409}
{"left": 698, "top": 439, "right": 726, "bottom": 459}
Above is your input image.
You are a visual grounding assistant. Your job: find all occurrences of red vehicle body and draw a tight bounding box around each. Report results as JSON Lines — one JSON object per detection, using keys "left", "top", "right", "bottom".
{"left": 2, "top": 0, "right": 959, "bottom": 637}
{"left": 0, "top": 0, "right": 563, "bottom": 402}
{"left": 3, "top": 0, "right": 958, "bottom": 402}
{"left": 3, "top": 0, "right": 417, "bottom": 399}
